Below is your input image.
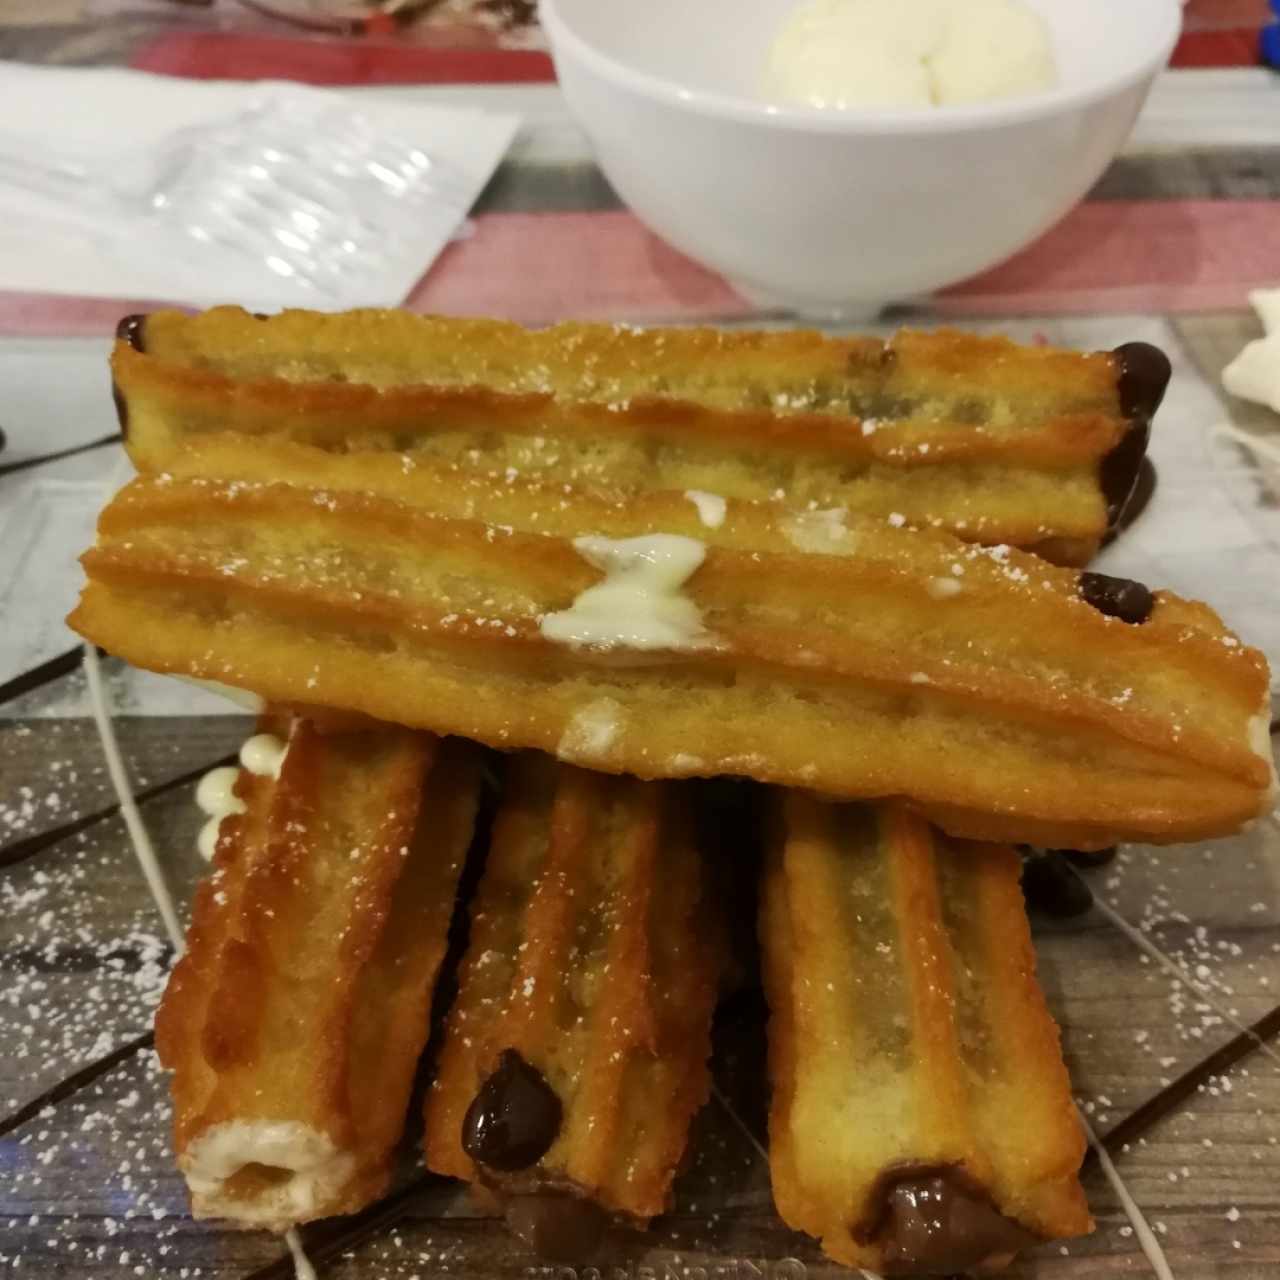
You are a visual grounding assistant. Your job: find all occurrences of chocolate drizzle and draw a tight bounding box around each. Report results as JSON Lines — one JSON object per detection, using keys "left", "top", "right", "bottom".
{"left": 1078, "top": 571, "right": 1154, "bottom": 624}
{"left": 1101, "top": 342, "right": 1171, "bottom": 533}
{"left": 462, "top": 1049, "right": 562, "bottom": 1172}
{"left": 854, "top": 1164, "right": 1038, "bottom": 1275}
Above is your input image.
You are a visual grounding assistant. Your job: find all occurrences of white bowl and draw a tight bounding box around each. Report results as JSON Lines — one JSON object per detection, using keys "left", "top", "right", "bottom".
{"left": 540, "top": 0, "right": 1181, "bottom": 316}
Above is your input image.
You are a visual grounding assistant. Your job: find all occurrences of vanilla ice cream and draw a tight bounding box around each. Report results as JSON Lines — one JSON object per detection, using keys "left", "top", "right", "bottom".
{"left": 761, "top": 0, "right": 1058, "bottom": 111}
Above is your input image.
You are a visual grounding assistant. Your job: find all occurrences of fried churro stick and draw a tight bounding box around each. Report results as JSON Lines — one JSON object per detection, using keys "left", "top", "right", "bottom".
{"left": 155, "top": 712, "right": 482, "bottom": 1230}
{"left": 760, "top": 797, "right": 1091, "bottom": 1274}
{"left": 423, "top": 756, "right": 723, "bottom": 1256}
{"left": 111, "top": 308, "right": 1168, "bottom": 564}
{"left": 70, "top": 474, "right": 1273, "bottom": 848}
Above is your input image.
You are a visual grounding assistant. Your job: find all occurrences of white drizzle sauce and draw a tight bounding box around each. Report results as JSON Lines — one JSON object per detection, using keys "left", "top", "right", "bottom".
{"left": 684, "top": 489, "right": 727, "bottom": 529}
{"left": 196, "top": 768, "right": 244, "bottom": 862}
{"left": 286, "top": 1230, "right": 317, "bottom": 1280}
{"left": 87, "top": 642, "right": 318, "bottom": 1280}
{"left": 241, "top": 733, "right": 289, "bottom": 780}
{"left": 84, "top": 644, "right": 185, "bottom": 952}
{"left": 1078, "top": 1111, "right": 1176, "bottom": 1280}
{"left": 782, "top": 507, "right": 851, "bottom": 553}
{"left": 557, "top": 698, "right": 625, "bottom": 763}
{"left": 174, "top": 675, "right": 266, "bottom": 713}
{"left": 540, "top": 534, "right": 710, "bottom": 652}
{"left": 195, "top": 733, "right": 289, "bottom": 862}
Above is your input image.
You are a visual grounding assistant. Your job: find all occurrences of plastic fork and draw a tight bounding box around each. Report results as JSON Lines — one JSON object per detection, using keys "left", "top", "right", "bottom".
{"left": 0, "top": 88, "right": 473, "bottom": 300}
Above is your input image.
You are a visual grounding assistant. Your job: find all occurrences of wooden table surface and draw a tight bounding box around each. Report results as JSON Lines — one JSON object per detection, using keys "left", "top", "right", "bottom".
{"left": 1, "top": 16, "right": 1279, "bottom": 1280}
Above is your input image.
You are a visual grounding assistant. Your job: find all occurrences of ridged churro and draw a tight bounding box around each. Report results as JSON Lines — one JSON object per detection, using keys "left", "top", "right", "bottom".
{"left": 423, "top": 755, "right": 723, "bottom": 1256}
{"left": 760, "top": 796, "right": 1091, "bottom": 1273}
{"left": 110, "top": 308, "right": 1169, "bottom": 564}
{"left": 70, "top": 473, "right": 1274, "bottom": 848}
{"left": 155, "top": 712, "right": 482, "bottom": 1229}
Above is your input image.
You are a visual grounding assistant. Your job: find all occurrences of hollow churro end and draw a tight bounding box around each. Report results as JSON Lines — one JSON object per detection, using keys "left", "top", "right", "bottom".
{"left": 182, "top": 1122, "right": 359, "bottom": 1231}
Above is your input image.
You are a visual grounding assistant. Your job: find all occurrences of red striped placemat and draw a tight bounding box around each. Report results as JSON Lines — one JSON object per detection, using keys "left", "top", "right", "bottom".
{"left": 2, "top": 199, "right": 1277, "bottom": 335}
{"left": 129, "top": 30, "right": 555, "bottom": 85}
{"left": 128, "top": 6, "right": 1267, "bottom": 83}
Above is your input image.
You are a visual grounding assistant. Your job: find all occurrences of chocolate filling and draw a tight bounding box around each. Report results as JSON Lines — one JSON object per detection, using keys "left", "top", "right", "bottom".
{"left": 1021, "top": 851, "right": 1093, "bottom": 918}
{"left": 462, "top": 1049, "right": 562, "bottom": 1173}
{"left": 855, "top": 1165, "right": 1038, "bottom": 1275}
{"left": 1100, "top": 342, "right": 1171, "bottom": 534}
{"left": 503, "top": 1192, "right": 610, "bottom": 1262}
{"left": 1078, "top": 571, "right": 1154, "bottom": 625}
{"left": 115, "top": 313, "right": 147, "bottom": 352}
{"left": 112, "top": 314, "right": 147, "bottom": 436}
{"left": 1101, "top": 457, "right": 1157, "bottom": 547}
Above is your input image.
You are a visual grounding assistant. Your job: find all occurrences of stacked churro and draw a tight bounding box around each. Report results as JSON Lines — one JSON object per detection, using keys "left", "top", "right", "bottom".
{"left": 112, "top": 308, "right": 1160, "bottom": 566}
{"left": 761, "top": 797, "right": 1090, "bottom": 1272}
{"left": 73, "top": 308, "right": 1276, "bottom": 1272}
{"left": 156, "top": 713, "right": 482, "bottom": 1228}
{"left": 424, "top": 756, "right": 724, "bottom": 1257}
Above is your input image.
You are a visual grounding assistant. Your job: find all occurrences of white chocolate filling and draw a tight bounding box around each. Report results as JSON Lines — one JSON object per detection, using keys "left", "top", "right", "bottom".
{"left": 183, "top": 1121, "right": 356, "bottom": 1228}
{"left": 540, "top": 534, "right": 710, "bottom": 652}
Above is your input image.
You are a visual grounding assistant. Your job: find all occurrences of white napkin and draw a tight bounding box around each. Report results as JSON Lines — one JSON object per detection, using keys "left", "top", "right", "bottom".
{"left": 0, "top": 63, "right": 519, "bottom": 310}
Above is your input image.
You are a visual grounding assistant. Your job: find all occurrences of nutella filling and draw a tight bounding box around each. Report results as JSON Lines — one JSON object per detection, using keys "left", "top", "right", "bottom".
{"left": 112, "top": 314, "right": 146, "bottom": 437}
{"left": 461, "top": 1049, "right": 562, "bottom": 1173}
{"left": 1101, "top": 457, "right": 1157, "bottom": 547}
{"left": 1101, "top": 342, "right": 1171, "bottom": 532}
{"left": 855, "top": 1166, "right": 1039, "bottom": 1275}
{"left": 1078, "top": 571, "right": 1154, "bottom": 625}
{"left": 115, "top": 313, "right": 147, "bottom": 352}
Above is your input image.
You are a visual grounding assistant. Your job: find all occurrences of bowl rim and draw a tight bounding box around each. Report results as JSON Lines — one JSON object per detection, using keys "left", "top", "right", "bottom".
{"left": 539, "top": 0, "right": 1182, "bottom": 135}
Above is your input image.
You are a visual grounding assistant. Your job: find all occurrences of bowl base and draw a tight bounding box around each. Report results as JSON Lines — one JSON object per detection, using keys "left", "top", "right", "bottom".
{"left": 728, "top": 279, "right": 890, "bottom": 324}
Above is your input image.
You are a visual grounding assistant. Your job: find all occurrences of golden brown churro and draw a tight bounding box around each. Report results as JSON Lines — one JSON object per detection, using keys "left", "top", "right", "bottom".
{"left": 70, "top": 473, "right": 1273, "bottom": 848}
{"left": 111, "top": 308, "right": 1169, "bottom": 564}
{"left": 760, "top": 797, "right": 1091, "bottom": 1273}
{"left": 155, "top": 712, "right": 482, "bottom": 1229}
{"left": 423, "top": 755, "right": 723, "bottom": 1256}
